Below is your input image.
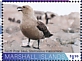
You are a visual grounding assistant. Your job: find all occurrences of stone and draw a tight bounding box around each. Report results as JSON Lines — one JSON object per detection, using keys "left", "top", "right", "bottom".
{"left": 5, "top": 26, "right": 20, "bottom": 34}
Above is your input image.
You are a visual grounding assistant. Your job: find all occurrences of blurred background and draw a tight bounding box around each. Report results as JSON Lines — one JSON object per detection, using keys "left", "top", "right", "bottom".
{"left": 3, "top": 2, "right": 80, "bottom": 53}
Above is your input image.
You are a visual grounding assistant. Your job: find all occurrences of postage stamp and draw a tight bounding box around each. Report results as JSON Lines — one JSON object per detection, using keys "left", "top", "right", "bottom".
{"left": 2, "top": 2, "right": 80, "bottom": 60}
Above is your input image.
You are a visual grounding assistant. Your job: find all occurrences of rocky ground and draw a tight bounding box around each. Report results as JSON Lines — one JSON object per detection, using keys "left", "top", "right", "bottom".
{"left": 3, "top": 4, "right": 80, "bottom": 53}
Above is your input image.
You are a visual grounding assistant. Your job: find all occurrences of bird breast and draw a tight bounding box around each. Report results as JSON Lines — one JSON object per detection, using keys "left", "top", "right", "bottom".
{"left": 20, "top": 20, "right": 44, "bottom": 40}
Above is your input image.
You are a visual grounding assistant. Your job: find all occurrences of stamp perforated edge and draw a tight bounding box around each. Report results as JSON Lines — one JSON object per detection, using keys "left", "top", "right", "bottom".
{"left": 2, "top": 2, "right": 81, "bottom": 61}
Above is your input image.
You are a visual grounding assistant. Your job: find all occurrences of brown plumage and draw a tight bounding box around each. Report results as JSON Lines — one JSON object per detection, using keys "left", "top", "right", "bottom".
{"left": 37, "top": 21, "right": 52, "bottom": 37}
{"left": 17, "top": 5, "right": 53, "bottom": 49}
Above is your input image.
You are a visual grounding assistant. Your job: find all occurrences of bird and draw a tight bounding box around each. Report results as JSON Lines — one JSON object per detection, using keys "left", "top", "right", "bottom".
{"left": 8, "top": 17, "right": 15, "bottom": 22}
{"left": 17, "top": 5, "right": 53, "bottom": 49}
{"left": 44, "top": 12, "right": 55, "bottom": 24}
